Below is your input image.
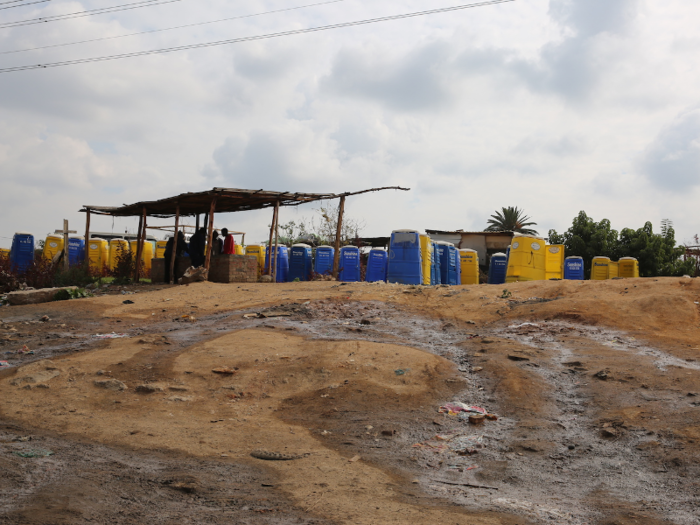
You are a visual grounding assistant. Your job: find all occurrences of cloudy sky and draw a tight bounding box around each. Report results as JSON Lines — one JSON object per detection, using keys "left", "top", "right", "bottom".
{"left": 0, "top": 0, "right": 698, "bottom": 248}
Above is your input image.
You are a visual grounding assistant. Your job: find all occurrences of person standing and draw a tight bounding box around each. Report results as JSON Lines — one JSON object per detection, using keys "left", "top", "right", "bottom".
{"left": 188, "top": 227, "right": 206, "bottom": 268}
{"left": 221, "top": 228, "right": 236, "bottom": 255}
{"left": 164, "top": 231, "right": 186, "bottom": 283}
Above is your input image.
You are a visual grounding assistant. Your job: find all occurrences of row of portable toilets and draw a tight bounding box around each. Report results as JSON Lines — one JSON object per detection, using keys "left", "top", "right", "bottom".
{"left": 3, "top": 231, "right": 641, "bottom": 284}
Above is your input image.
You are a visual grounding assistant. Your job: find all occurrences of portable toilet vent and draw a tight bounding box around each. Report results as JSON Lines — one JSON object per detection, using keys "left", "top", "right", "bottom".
{"left": 314, "top": 246, "right": 335, "bottom": 277}
{"left": 488, "top": 253, "right": 508, "bottom": 285}
{"left": 366, "top": 248, "right": 388, "bottom": 282}
{"left": 10, "top": 232, "right": 34, "bottom": 273}
{"left": 88, "top": 238, "right": 109, "bottom": 276}
{"left": 545, "top": 245, "right": 565, "bottom": 280}
{"left": 265, "top": 245, "right": 289, "bottom": 282}
{"left": 459, "top": 249, "right": 479, "bottom": 285}
{"left": 563, "top": 256, "right": 585, "bottom": 280}
{"left": 338, "top": 246, "right": 361, "bottom": 282}
{"left": 289, "top": 243, "right": 312, "bottom": 282}
{"left": 387, "top": 230, "right": 422, "bottom": 285}
{"left": 505, "top": 234, "right": 546, "bottom": 283}
{"left": 619, "top": 257, "right": 639, "bottom": 278}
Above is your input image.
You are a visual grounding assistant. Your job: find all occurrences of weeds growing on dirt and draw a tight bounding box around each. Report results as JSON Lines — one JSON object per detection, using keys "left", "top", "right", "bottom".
{"left": 109, "top": 247, "right": 146, "bottom": 285}
{"left": 0, "top": 252, "right": 100, "bottom": 293}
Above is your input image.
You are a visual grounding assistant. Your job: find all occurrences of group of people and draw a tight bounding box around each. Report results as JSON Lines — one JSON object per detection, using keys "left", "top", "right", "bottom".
{"left": 163, "top": 227, "right": 236, "bottom": 283}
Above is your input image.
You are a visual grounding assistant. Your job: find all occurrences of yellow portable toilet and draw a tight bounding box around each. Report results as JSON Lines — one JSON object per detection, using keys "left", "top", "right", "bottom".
{"left": 42, "top": 234, "right": 64, "bottom": 261}
{"left": 590, "top": 256, "right": 610, "bottom": 280}
{"left": 0, "top": 247, "right": 9, "bottom": 259}
{"left": 619, "top": 257, "right": 639, "bottom": 278}
{"left": 235, "top": 244, "right": 245, "bottom": 255}
{"left": 459, "top": 249, "right": 479, "bottom": 285}
{"left": 419, "top": 234, "right": 432, "bottom": 285}
{"left": 87, "top": 238, "right": 109, "bottom": 276}
{"left": 156, "top": 240, "right": 168, "bottom": 259}
{"left": 545, "top": 244, "right": 565, "bottom": 280}
{"left": 608, "top": 260, "right": 619, "bottom": 278}
{"left": 505, "top": 234, "right": 547, "bottom": 283}
{"left": 130, "top": 240, "right": 154, "bottom": 275}
{"left": 109, "top": 238, "right": 129, "bottom": 272}
{"left": 245, "top": 245, "right": 266, "bottom": 277}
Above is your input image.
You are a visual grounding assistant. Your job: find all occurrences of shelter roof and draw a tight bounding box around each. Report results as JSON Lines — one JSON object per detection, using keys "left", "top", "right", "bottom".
{"left": 426, "top": 229, "right": 515, "bottom": 236}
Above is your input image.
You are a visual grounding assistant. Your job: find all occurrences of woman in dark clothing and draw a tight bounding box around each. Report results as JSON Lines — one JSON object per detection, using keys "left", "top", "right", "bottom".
{"left": 164, "top": 231, "right": 186, "bottom": 284}
{"left": 188, "top": 227, "right": 206, "bottom": 268}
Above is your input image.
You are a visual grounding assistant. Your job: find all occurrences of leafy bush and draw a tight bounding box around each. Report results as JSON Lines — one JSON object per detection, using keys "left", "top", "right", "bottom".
{"left": 54, "top": 262, "right": 100, "bottom": 289}
{"left": 108, "top": 247, "right": 145, "bottom": 285}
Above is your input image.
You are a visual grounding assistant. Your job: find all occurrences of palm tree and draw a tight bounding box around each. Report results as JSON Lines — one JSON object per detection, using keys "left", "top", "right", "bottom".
{"left": 485, "top": 206, "right": 538, "bottom": 235}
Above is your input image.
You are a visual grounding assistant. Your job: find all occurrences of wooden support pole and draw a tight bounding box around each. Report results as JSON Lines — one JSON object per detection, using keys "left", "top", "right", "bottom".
{"left": 62, "top": 219, "right": 70, "bottom": 273}
{"left": 267, "top": 204, "right": 278, "bottom": 276}
{"left": 134, "top": 208, "right": 146, "bottom": 282}
{"left": 196, "top": 214, "right": 200, "bottom": 230}
{"left": 170, "top": 204, "right": 180, "bottom": 285}
{"left": 272, "top": 201, "right": 280, "bottom": 283}
{"left": 332, "top": 195, "right": 345, "bottom": 278}
{"left": 83, "top": 210, "right": 91, "bottom": 264}
{"left": 204, "top": 197, "right": 217, "bottom": 275}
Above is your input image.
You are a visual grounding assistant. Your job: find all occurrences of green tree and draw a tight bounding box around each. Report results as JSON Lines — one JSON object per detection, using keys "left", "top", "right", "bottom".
{"left": 485, "top": 206, "right": 538, "bottom": 235}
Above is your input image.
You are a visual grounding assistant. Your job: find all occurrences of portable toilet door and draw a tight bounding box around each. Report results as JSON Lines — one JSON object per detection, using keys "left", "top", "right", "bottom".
{"left": 155, "top": 240, "right": 168, "bottom": 259}
{"left": 459, "top": 249, "right": 479, "bottom": 285}
{"left": 619, "top": 257, "right": 639, "bottom": 278}
{"left": 289, "top": 243, "right": 312, "bottom": 281}
{"left": 563, "top": 256, "right": 585, "bottom": 280}
{"left": 454, "top": 247, "right": 462, "bottom": 285}
{"left": 434, "top": 241, "right": 455, "bottom": 285}
{"left": 366, "top": 249, "right": 388, "bottom": 282}
{"left": 431, "top": 242, "right": 441, "bottom": 285}
{"left": 387, "top": 230, "right": 422, "bottom": 285}
{"left": 10, "top": 232, "right": 34, "bottom": 273}
{"left": 419, "top": 234, "right": 432, "bottom": 285}
{"left": 129, "top": 240, "right": 154, "bottom": 276}
{"left": 505, "top": 234, "right": 547, "bottom": 283}
{"left": 545, "top": 245, "right": 565, "bottom": 280}
{"left": 68, "top": 236, "right": 85, "bottom": 267}
{"left": 608, "top": 261, "right": 619, "bottom": 279}
{"left": 488, "top": 253, "right": 508, "bottom": 285}
{"left": 42, "top": 234, "right": 64, "bottom": 261}
{"left": 264, "top": 245, "right": 289, "bottom": 282}
{"left": 245, "top": 245, "right": 266, "bottom": 278}
{"left": 338, "top": 246, "right": 361, "bottom": 282}
{"left": 88, "top": 238, "right": 109, "bottom": 276}
{"left": 446, "top": 245, "right": 459, "bottom": 285}
{"left": 590, "top": 256, "right": 610, "bottom": 280}
{"left": 314, "top": 246, "right": 335, "bottom": 277}
{"left": 109, "top": 239, "right": 129, "bottom": 272}
{"left": 0, "top": 248, "right": 9, "bottom": 259}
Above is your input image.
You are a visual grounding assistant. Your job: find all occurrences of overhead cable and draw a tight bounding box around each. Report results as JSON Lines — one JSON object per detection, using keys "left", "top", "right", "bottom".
{"left": 0, "top": 0, "right": 184, "bottom": 28}
{"left": 1, "top": 0, "right": 344, "bottom": 55}
{"left": 0, "top": 0, "right": 516, "bottom": 73}
{"left": 0, "top": 0, "right": 49, "bottom": 10}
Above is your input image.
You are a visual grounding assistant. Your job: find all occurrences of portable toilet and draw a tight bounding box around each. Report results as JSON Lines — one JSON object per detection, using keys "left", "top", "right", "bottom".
{"left": 234, "top": 244, "right": 244, "bottom": 255}
{"left": 488, "top": 253, "right": 508, "bottom": 284}
{"left": 459, "top": 249, "right": 479, "bottom": 285}
{"left": 545, "top": 245, "right": 565, "bottom": 280}
{"left": 608, "top": 260, "right": 619, "bottom": 279}
{"left": 109, "top": 239, "right": 129, "bottom": 272}
{"left": 314, "top": 246, "right": 335, "bottom": 276}
{"left": 42, "top": 234, "right": 64, "bottom": 261}
{"left": 245, "top": 245, "right": 266, "bottom": 278}
{"left": 365, "top": 248, "right": 388, "bottom": 282}
{"left": 435, "top": 241, "right": 457, "bottom": 285}
{"left": 68, "top": 236, "right": 85, "bottom": 267}
{"left": 563, "top": 256, "right": 585, "bottom": 280}
{"left": 619, "top": 257, "right": 640, "bottom": 278}
{"left": 264, "top": 245, "right": 289, "bottom": 282}
{"left": 505, "top": 234, "right": 546, "bottom": 283}
{"left": 454, "top": 247, "right": 462, "bottom": 285}
{"left": 431, "top": 242, "right": 441, "bottom": 285}
{"left": 446, "top": 245, "right": 459, "bottom": 285}
{"left": 289, "top": 243, "right": 312, "bottom": 282}
{"left": 10, "top": 232, "right": 34, "bottom": 273}
{"left": 129, "top": 240, "right": 154, "bottom": 275}
{"left": 338, "top": 246, "right": 361, "bottom": 282}
{"left": 419, "top": 234, "right": 432, "bottom": 286}
{"left": 590, "top": 256, "right": 610, "bottom": 280}
{"left": 87, "top": 238, "right": 109, "bottom": 276}
{"left": 0, "top": 248, "right": 9, "bottom": 259}
{"left": 155, "top": 240, "right": 168, "bottom": 259}
{"left": 387, "top": 230, "right": 422, "bottom": 285}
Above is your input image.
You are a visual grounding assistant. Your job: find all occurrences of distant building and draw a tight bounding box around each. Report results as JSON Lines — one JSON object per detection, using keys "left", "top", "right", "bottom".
{"left": 425, "top": 230, "right": 514, "bottom": 267}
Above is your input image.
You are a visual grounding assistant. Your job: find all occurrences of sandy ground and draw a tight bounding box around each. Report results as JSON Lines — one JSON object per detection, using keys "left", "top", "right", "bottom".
{"left": 0, "top": 277, "right": 698, "bottom": 524}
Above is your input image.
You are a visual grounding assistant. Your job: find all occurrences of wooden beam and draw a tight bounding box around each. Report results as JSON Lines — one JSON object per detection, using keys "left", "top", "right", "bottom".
{"left": 83, "top": 210, "right": 91, "bottom": 264}
{"left": 272, "top": 200, "right": 280, "bottom": 283}
{"left": 267, "top": 203, "right": 277, "bottom": 276}
{"left": 170, "top": 204, "right": 180, "bottom": 285}
{"left": 332, "top": 195, "right": 345, "bottom": 278}
{"left": 62, "top": 219, "right": 70, "bottom": 273}
{"left": 134, "top": 208, "right": 146, "bottom": 282}
{"left": 203, "top": 197, "right": 217, "bottom": 275}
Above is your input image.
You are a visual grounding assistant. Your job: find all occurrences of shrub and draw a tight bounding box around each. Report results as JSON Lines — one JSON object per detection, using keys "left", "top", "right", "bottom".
{"left": 108, "top": 247, "right": 145, "bottom": 285}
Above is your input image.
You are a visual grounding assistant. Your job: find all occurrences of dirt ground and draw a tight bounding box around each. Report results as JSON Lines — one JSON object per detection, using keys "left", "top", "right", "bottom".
{"left": 0, "top": 277, "right": 698, "bottom": 524}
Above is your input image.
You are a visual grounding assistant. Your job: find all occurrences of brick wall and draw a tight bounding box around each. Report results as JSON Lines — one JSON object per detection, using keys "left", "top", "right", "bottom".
{"left": 151, "top": 255, "right": 258, "bottom": 283}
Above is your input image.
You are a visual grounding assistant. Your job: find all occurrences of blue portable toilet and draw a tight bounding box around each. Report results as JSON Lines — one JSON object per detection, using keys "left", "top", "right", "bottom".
{"left": 10, "top": 232, "right": 34, "bottom": 273}
{"left": 387, "top": 230, "right": 422, "bottom": 285}
{"left": 431, "top": 242, "right": 441, "bottom": 285}
{"left": 488, "top": 252, "right": 508, "bottom": 284}
{"left": 289, "top": 243, "right": 312, "bottom": 281}
{"left": 435, "top": 242, "right": 457, "bottom": 285}
{"left": 455, "top": 247, "right": 462, "bottom": 285}
{"left": 314, "top": 245, "right": 335, "bottom": 276}
{"left": 264, "top": 245, "right": 289, "bottom": 282}
{"left": 68, "top": 236, "right": 85, "bottom": 267}
{"left": 564, "top": 256, "right": 585, "bottom": 280}
{"left": 446, "top": 245, "right": 459, "bottom": 285}
{"left": 338, "top": 246, "right": 361, "bottom": 282}
{"left": 365, "top": 249, "right": 388, "bottom": 282}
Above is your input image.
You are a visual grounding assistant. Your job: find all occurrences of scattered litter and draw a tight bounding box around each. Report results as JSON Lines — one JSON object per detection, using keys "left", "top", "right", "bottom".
{"left": 394, "top": 368, "right": 409, "bottom": 376}
{"left": 243, "top": 313, "right": 260, "bottom": 319}
{"left": 212, "top": 367, "right": 238, "bottom": 375}
{"left": 348, "top": 455, "right": 361, "bottom": 462}
{"left": 0, "top": 361, "right": 10, "bottom": 368}
{"left": 40, "top": 315, "right": 50, "bottom": 322}
{"left": 13, "top": 449, "right": 54, "bottom": 458}
{"left": 17, "top": 345, "right": 33, "bottom": 355}
{"left": 94, "top": 333, "right": 130, "bottom": 339}
{"left": 122, "top": 300, "right": 134, "bottom": 305}
{"left": 414, "top": 431, "right": 487, "bottom": 455}
{"left": 438, "top": 403, "right": 487, "bottom": 416}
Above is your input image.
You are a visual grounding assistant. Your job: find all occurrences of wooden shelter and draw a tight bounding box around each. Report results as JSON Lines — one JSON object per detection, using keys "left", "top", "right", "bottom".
{"left": 80, "top": 186, "right": 409, "bottom": 284}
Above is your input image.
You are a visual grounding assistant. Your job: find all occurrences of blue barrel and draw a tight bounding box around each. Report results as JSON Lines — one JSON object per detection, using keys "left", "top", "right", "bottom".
{"left": 338, "top": 246, "right": 361, "bottom": 282}
{"left": 68, "top": 236, "right": 85, "bottom": 267}
{"left": 488, "top": 252, "right": 507, "bottom": 284}
{"left": 264, "top": 245, "right": 289, "bottom": 282}
{"left": 314, "top": 245, "right": 335, "bottom": 276}
{"left": 387, "top": 230, "right": 422, "bottom": 285}
{"left": 431, "top": 242, "right": 441, "bottom": 285}
{"left": 10, "top": 232, "right": 34, "bottom": 273}
{"left": 289, "top": 243, "right": 312, "bottom": 281}
{"left": 365, "top": 249, "right": 388, "bottom": 282}
{"left": 564, "top": 256, "right": 585, "bottom": 280}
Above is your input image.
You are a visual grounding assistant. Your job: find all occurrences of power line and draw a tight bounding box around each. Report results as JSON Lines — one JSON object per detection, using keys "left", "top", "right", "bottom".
{"left": 0, "top": 0, "right": 49, "bottom": 10}
{"left": 0, "top": 0, "right": 516, "bottom": 73}
{"left": 0, "top": 0, "right": 184, "bottom": 28}
{"left": 1, "top": 0, "right": 344, "bottom": 55}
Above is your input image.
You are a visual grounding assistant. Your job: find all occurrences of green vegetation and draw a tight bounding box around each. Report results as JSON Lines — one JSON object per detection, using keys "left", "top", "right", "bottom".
{"left": 485, "top": 206, "right": 538, "bottom": 235}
